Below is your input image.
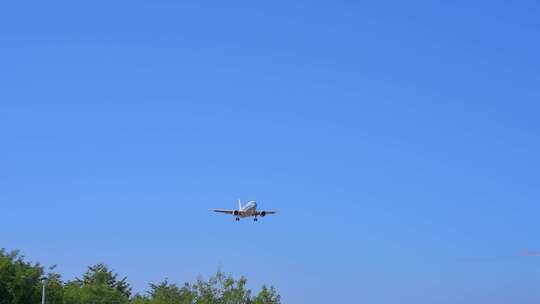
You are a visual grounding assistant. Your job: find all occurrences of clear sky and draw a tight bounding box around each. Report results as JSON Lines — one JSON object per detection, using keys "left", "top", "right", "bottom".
{"left": 1, "top": 1, "right": 539, "bottom": 303}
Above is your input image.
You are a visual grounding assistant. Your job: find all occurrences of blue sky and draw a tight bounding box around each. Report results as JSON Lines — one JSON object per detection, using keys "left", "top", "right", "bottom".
{"left": 1, "top": 1, "right": 539, "bottom": 303}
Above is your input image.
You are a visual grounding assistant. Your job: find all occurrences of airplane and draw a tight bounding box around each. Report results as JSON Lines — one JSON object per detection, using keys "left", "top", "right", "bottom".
{"left": 210, "top": 199, "right": 277, "bottom": 222}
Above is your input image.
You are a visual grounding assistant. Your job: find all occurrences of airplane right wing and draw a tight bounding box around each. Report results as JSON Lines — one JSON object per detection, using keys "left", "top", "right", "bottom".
{"left": 210, "top": 209, "right": 235, "bottom": 214}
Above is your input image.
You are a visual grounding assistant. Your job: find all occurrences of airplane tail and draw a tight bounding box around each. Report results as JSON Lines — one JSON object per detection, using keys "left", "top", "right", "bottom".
{"left": 238, "top": 199, "right": 242, "bottom": 210}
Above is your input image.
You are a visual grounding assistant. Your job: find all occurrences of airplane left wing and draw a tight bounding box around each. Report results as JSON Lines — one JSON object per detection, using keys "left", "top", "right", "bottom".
{"left": 210, "top": 209, "right": 235, "bottom": 214}
{"left": 257, "top": 210, "right": 278, "bottom": 216}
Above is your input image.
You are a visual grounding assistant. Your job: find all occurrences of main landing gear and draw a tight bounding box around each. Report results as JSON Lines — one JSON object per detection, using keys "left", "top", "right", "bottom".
{"left": 234, "top": 217, "right": 259, "bottom": 222}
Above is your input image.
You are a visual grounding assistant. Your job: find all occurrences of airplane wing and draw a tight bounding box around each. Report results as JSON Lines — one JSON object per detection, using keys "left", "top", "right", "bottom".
{"left": 257, "top": 210, "right": 278, "bottom": 216}
{"left": 210, "top": 209, "right": 235, "bottom": 214}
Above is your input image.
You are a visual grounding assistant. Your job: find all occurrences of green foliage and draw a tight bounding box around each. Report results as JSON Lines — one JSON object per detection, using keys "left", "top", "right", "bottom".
{"left": 0, "top": 249, "right": 43, "bottom": 304}
{"left": 130, "top": 294, "right": 150, "bottom": 304}
{"left": 80, "top": 264, "right": 132, "bottom": 298}
{"left": 63, "top": 281, "right": 129, "bottom": 304}
{"left": 146, "top": 280, "right": 193, "bottom": 304}
{"left": 252, "top": 286, "right": 281, "bottom": 304}
{"left": 44, "top": 269, "right": 65, "bottom": 304}
{"left": 63, "top": 264, "right": 131, "bottom": 304}
{"left": 195, "top": 271, "right": 252, "bottom": 304}
{"left": 0, "top": 249, "right": 281, "bottom": 304}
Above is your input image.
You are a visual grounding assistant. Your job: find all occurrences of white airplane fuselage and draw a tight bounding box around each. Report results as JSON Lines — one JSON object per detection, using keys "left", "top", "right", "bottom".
{"left": 237, "top": 201, "right": 257, "bottom": 217}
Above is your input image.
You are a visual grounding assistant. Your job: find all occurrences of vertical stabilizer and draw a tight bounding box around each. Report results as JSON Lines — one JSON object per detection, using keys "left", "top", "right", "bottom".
{"left": 238, "top": 199, "right": 242, "bottom": 211}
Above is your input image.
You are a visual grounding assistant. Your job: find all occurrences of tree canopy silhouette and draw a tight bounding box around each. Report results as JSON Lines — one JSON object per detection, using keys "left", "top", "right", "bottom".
{"left": 0, "top": 249, "right": 281, "bottom": 304}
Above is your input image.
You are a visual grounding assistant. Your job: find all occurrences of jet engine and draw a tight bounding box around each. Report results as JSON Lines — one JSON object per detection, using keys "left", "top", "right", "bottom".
{"left": 233, "top": 210, "right": 239, "bottom": 216}
{"left": 260, "top": 211, "right": 267, "bottom": 217}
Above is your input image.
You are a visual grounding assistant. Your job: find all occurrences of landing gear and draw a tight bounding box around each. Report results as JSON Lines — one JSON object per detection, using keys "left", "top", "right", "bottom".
{"left": 235, "top": 217, "right": 240, "bottom": 221}
{"left": 254, "top": 217, "right": 258, "bottom": 222}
